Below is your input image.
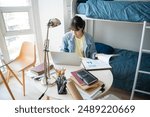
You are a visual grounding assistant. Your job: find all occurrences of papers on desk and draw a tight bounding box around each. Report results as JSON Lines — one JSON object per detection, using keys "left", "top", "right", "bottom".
{"left": 96, "top": 53, "right": 118, "bottom": 64}
{"left": 82, "top": 58, "right": 111, "bottom": 71}
{"left": 77, "top": 84, "right": 105, "bottom": 100}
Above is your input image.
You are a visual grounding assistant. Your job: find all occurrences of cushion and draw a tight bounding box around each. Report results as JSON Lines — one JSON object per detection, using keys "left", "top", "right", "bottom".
{"left": 95, "top": 42, "right": 114, "bottom": 54}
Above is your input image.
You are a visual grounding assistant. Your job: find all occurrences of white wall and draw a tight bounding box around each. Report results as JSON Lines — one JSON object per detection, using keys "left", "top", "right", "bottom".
{"left": 92, "top": 21, "right": 150, "bottom": 51}
{"left": 38, "top": 0, "right": 65, "bottom": 51}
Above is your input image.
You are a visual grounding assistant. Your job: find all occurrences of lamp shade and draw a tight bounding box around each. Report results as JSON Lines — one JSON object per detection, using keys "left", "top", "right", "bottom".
{"left": 48, "top": 18, "right": 61, "bottom": 28}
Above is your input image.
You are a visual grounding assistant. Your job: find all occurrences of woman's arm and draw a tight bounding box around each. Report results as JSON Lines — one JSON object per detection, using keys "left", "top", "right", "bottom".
{"left": 60, "top": 34, "right": 69, "bottom": 52}
{"left": 85, "top": 33, "right": 97, "bottom": 59}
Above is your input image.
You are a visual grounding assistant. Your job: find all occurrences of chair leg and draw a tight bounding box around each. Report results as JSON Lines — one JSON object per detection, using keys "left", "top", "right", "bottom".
{"left": 6, "top": 70, "right": 11, "bottom": 82}
{"left": 6, "top": 66, "right": 23, "bottom": 86}
{"left": 22, "top": 70, "right": 25, "bottom": 96}
{"left": 0, "top": 70, "right": 15, "bottom": 100}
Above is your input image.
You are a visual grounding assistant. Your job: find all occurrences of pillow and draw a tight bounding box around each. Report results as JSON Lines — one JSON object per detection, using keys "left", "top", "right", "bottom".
{"left": 95, "top": 42, "right": 114, "bottom": 54}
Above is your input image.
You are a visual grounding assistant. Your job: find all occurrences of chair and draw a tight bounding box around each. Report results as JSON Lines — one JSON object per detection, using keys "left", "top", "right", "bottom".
{"left": 0, "top": 69, "right": 15, "bottom": 100}
{"left": 6, "top": 41, "right": 36, "bottom": 96}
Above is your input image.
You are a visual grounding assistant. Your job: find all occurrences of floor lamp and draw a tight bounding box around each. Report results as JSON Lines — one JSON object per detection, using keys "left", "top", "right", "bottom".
{"left": 44, "top": 18, "right": 61, "bottom": 85}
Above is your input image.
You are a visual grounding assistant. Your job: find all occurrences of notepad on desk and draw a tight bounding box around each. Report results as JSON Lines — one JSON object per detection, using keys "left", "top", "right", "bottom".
{"left": 71, "top": 70, "right": 85, "bottom": 86}
{"left": 30, "top": 63, "right": 53, "bottom": 75}
{"left": 82, "top": 58, "right": 111, "bottom": 71}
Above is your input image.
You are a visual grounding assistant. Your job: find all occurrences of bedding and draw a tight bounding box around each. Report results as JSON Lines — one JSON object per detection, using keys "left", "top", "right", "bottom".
{"left": 77, "top": 0, "right": 150, "bottom": 22}
{"left": 95, "top": 43, "right": 150, "bottom": 93}
{"left": 110, "top": 49, "right": 150, "bottom": 92}
{"left": 95, "top": 42, "right": 114, "bottom": 54}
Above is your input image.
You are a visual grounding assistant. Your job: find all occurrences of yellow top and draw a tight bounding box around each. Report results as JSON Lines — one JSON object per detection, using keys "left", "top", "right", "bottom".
{"left": 75, "top": 35, "right": 85, "bottom": 57}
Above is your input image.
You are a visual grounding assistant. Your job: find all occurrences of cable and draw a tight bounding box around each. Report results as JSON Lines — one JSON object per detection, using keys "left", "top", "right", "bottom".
{"left": 38, "top": 84, "right": 48, "bottom": 100}
{"left": 38, "top": 77, "right": 56, "bottom": 100}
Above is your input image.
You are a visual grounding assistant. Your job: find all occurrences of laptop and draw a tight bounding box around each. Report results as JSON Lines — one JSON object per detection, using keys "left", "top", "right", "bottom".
{"left": 51, "top": 52, "right": 81, "bottom": 66}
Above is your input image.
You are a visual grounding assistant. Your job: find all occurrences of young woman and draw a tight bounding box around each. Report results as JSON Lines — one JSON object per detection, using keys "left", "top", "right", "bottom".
{"left": 61, "top": 16, "right": 97, "bottom": 59}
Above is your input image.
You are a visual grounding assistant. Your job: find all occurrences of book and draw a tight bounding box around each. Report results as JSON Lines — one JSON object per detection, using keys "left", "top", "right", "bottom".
{"left": 82, "top": 58, "right": 111, "bottom": 71}
{"left": 70, "top": 76, "right": 104, "bottom": 91}
{"left": 78, "top": 85, "right": 105, "bottom": 100}
{"left": 71, "top": 76, "right": 105, "bottom": 99}
{"left": 30, "top": 63, "right": 53, "bottom": 75}
{"left": 71, "top": 70, "right": 85, "bottom": 86}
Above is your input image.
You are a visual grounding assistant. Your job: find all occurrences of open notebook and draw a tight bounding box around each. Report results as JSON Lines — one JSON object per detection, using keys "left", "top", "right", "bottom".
{"left": 82, "top": 58, "right": 111, "bottom": 71}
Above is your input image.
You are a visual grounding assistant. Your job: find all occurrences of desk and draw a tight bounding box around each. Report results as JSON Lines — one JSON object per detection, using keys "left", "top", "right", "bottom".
{"left": 33, "top": 64, "right": 113, "bottom": 100}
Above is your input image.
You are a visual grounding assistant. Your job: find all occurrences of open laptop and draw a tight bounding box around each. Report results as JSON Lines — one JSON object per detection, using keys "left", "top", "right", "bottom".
{"left": 51, "top": 52, "right": 81, "bottom": 66}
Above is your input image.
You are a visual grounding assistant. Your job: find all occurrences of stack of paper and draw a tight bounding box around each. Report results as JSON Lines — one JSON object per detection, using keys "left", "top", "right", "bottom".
{"left": 78, "top": 85, "right": 105, "bottom": 100}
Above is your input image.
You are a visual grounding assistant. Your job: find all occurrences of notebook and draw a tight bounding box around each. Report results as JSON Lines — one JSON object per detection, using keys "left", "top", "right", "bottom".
{"left": 71, "top": 70, "right": 85, "bottom": 86}
{"left": 82, "top": 58, "right": 112, "bottom": 71}
{"left": 51, "top": 52, "right": 81, "bottom": 66}
{"left": 30, "top": 63, "right": 53, "bottom": 75}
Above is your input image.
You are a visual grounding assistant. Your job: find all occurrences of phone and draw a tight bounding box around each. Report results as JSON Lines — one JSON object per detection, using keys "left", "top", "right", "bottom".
{"left": 77, "top": 69, "right": 98, "bottom": 85}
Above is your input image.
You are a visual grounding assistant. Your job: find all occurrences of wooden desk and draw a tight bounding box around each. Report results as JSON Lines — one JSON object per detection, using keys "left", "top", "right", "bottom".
{"left": 33, "top": 64, "right": 113, "bottom": 100}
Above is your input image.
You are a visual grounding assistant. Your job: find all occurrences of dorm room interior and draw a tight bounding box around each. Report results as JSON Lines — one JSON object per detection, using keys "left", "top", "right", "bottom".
{"left": 0, "top": 0, "right": 150, "bottom": 100}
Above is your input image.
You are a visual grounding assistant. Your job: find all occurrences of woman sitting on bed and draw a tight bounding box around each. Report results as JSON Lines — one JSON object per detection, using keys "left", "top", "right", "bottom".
{"left": 61, "top": 16, "right": 97, "bottom": 59}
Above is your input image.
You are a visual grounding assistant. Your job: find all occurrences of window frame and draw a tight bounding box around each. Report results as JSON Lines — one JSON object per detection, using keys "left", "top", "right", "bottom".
{"left": 0, "top": 6, "right": 34, "bottom": 37}
{"left": 0, "top": 0, "right": 43, "bottom": 62}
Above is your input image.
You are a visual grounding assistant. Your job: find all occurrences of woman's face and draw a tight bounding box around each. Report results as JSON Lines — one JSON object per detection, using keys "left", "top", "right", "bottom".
{"left": 73, "top": 28, "right": 84, "bottom": 38}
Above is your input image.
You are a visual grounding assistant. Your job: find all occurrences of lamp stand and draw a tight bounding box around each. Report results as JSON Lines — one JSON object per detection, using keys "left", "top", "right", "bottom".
{"left": 43, "top": 18, "right": 61, "bottom": 85}
{"left": 43, "top": 23, "right": 56, "bottom": 86}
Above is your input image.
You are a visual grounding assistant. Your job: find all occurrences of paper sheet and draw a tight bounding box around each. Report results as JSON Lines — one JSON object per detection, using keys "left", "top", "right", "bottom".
{"left": 96, "top": 54, "right": 118, "bottom": 64}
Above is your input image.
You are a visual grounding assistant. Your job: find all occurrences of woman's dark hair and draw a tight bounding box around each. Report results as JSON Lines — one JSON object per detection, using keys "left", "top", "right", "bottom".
{"left": 70, "top": 16, "right": 85, "bottom": 32}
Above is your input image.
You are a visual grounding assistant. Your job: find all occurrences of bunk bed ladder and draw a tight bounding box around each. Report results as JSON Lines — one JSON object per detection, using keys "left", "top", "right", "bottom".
{"left": 130, "top": 21, "right": 150, "bottom": 100}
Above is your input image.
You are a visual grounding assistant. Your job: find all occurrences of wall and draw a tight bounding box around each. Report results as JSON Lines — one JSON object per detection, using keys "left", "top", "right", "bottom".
{"left": 93, "top": 21, "right": 150, "bottom": 51}
{"left": 38, "top": 0, "right": 65, "bottom": 51}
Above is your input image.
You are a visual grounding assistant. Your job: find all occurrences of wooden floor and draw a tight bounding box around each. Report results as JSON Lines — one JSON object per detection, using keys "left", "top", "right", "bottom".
{"left": 107, "top": 87, "right": 150, "bottom": 100}
{"left": 0, "top": 73, "right": 149, "bottom": 100}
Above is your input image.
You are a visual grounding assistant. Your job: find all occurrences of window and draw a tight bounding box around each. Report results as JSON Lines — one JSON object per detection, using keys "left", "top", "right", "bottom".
{"left": 3, "top": 12, "right": 30, "bottom": 31}
{"left": 0, "top": 0, "right": 42, "bottom": 62}
{"left": 0, "top": 48, "right": 5, "bottom": 72}
{"left": 5, "top": 35, "right": 34, "bottom": 59}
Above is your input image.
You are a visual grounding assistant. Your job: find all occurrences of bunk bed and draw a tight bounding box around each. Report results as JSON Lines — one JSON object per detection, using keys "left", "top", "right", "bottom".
{"left": 71, "top": 0, "right": 150, "bottom": 93}
{"left": 72, "top": 0, "right": 150, "bottom": 22}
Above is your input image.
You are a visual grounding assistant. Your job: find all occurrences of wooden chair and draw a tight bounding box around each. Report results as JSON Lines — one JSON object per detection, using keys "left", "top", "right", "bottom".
{"left": 6, "top": 41, "right": 36, "bottom": 96}
{"left": 0, "top": 69, "right": 15, "bottom": 100}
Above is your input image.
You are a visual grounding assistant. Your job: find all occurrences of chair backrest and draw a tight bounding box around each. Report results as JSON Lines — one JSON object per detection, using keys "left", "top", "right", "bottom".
{"left": 18, "top": 41, "right": 36, "bottom": 65}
